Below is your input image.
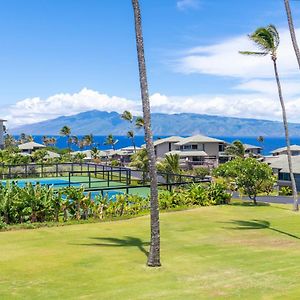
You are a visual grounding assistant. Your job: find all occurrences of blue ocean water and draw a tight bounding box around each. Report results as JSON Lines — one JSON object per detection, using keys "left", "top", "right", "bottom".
{"left": 25, "top": 135, "right": 300, "bottom": 155}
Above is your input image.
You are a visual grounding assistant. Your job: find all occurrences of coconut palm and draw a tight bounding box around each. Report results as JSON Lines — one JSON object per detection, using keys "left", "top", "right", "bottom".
{"left": 121, "top": 110, "right": 133, "bottom": 123}
{"left": 225, "top": 140, "right": 245, "bottom": 158}
{"left": 83, "top": 134, "right": 94, "bottom": 149}
{"left": 257, "top": 135, "right": 264, "bottom": 153}
{"left": 132, "top": 0, "right": 160, "bottom": 266}
{"left": 135, "top": 116, "right": 144, "bottom": 130}
{"left": 121, "top": 111, "right": 137, "bottom": 152}
{"left": 127, "top": 130, "right": 136, "bottom": 152}
{"left": 284, "top": 0, "right": 300, "bottom": 69}
{"left": 60, "top": 126, "right": 71, "bottom": 153}
{"left": 104, "top": 134, "right": 118, "bottom": 150}
{"left": 240, "top": 25, "right": 298, "bottom": 211}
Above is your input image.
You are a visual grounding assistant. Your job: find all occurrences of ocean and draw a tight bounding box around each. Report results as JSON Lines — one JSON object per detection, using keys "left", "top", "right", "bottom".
{"left": 26, "top": 135, "right": 300, "bottom": 155}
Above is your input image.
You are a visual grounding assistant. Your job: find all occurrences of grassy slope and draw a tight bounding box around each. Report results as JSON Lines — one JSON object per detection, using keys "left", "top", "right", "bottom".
{"left": 1, "top": 203, "right": 300, "bottom": 299}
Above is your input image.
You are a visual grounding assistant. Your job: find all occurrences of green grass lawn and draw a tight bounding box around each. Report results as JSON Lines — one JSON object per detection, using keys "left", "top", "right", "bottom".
{"left": 1, "top": 202, "right": 300, "bottom": 299}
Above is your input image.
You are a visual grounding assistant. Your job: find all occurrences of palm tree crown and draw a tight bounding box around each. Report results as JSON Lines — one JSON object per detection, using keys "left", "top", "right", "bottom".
{"left": 240, "top": 25, "right": 279, "bottom": 61}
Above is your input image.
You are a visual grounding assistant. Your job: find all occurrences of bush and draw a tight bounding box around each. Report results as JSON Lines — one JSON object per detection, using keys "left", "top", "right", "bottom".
{"left": 192, "top": 167, "right": 210, "bottom": 179}
{"left": 279, "top": 186, "right": 292, "bottom": 196}
{"left": 158, "top": 183, "right": 231, "bottom": 209}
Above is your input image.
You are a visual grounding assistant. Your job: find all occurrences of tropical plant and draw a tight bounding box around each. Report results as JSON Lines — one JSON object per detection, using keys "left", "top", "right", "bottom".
{"left": 32, "top": 149, "right": 48, "bottom": 163}
{"left": 121, "top": 110, "right": 133, "bottom": 123}
{"left": 132, "top": 0, "right": 160, "bottom": 267}
{"left": 127, "top": 130, "right": 136, "bottom": 152}
{"left": 225, "top": 140, "right": 245, "bottom": 158}
{"left": 104, "top": 134, "right": 118, "bottom": 150}
{"left": 214, "top": 158, "right": 275, "bottom": 205}
{"left": 284, "top": 0, "right": 300, "bottom": 69}
{"left": 240, "top": 25, "right": 298, "bottom": 211}
{"left": 130, "top": 148, "right": 149, "bottom": 182}
{"left": 135, "top": 116, "right": 144, "bottom": 130}
{"left": 157, "top": 153, "right": 181, "bottom": 183}
{"left": 83, "top": 134, "right": 94, "bottom": 149}
{"left": 60, "top": 126, "right": 72, "bottom": 153}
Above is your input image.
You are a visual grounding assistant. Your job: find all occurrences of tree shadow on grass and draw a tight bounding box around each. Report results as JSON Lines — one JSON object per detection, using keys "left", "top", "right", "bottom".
{"left": 230, "top": 201, "right": 270, "bottom": 207}
{"left": 78, "top": 236, "right": 150, "bottom": 258}
{"left": 225, "top": 219, "right": 300, "bottom": 240}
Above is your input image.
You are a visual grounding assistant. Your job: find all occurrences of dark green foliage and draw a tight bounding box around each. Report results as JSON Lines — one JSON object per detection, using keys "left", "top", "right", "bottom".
{"left": 0, "top": 182, "right": 230, "bottom": 228}
{"left": 214, "top": 158, "right": 275, "bottom": 204}
{"left": 158, "top": 183, "right": 231, "bottom": 210}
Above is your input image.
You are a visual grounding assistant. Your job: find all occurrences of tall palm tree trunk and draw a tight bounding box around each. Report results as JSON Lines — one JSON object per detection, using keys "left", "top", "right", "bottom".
{"left": 273, "top": 57, "right": 299, "bottom": 211}
{"left": 132, "top": 0, "right": 161, "bottom": 267}
{"left": 284, "top": 0, "right": 300, "bottom": 69}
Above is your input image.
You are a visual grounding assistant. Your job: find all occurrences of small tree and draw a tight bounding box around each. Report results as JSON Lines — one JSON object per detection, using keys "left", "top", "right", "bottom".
{"left": 225, "top": 140, "right": 245, "bottom": 158}
{"left": 214, "top": 158, "right": 275, "bottom": 205}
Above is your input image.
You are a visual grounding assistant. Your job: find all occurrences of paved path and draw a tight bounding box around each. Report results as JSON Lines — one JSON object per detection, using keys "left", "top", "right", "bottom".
{"left": 232, "top": 192, "right": 294, "bottom": 204}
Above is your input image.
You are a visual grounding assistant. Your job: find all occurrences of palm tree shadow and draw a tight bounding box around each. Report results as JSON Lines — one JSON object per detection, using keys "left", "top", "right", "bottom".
{"left": 225, "top": 219, "right": 300, "bottom": 240}
{"left": 79, "top": 236, "right": 150, "bottom": 257}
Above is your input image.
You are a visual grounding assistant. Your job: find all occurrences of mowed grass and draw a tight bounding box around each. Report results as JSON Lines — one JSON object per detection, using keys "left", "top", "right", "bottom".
{"left": 1, "top": 203, "right": 300, "bottom": 299}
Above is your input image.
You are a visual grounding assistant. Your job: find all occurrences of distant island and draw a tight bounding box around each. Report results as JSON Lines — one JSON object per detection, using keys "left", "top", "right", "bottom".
{"left": 11, "top": 110, "right": 300, "bottom": 137}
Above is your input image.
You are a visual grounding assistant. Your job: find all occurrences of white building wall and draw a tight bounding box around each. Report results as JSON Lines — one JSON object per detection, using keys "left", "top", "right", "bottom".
{"left": 203, "top": 143, "right": 220, "bottom": 157}
{"left": 155, "top": 143, "right": 171, "bottom": 158}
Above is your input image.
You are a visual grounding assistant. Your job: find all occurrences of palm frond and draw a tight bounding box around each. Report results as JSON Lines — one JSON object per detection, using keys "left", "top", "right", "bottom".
{"left": 239, "top": 51, "right": 268, "bottom": 56}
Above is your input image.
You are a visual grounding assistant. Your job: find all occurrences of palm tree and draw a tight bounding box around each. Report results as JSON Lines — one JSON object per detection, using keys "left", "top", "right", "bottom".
{"left": 225, "top": 140, "right": 245, "bottom": 158}
{"left": 83, "top": 134, "right": 94, "bottom": 149}
{"left": 121, "top": 110, "right": 133, "bottom": 123}
{"left": 129, "top": 148, "right": 149, "bottom": 182}
{"left": 121, "top": 111, "right": 137, "bottom": 152}
{"left": 104, "top": 134, "right": 118, "bottom": 150}
{"left": 135, "top": 116, "right": 144, "bottom": 130}
{"left": 60, "top": 126, "right": 71, "bottom": 153}
{"left": 257, "top": 135, "right": 264, "bottom": 153}
{"left": 132, "top": 0, "right": 160, "bottom": 267}
{"left": 284, "top": 0, "right": 300, "bottom": 69}
{"left": 240, "top": 25, "right": 298, "bottom": 211}
{"left": 127, "top": 130, "right": 136, "bottom": 152}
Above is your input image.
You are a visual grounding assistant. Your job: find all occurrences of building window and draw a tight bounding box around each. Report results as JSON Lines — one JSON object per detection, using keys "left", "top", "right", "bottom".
{"left": 279, "top": 173, "right": 291, "bottom": 181}
{"left": 219, "top": 143, "right": 225, "bottom": 152}
{"left": 169, "top": 143, "right": 172, "bottom": 152}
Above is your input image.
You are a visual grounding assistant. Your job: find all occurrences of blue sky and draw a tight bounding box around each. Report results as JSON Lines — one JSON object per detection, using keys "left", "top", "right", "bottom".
{"left": 1, "top": 0, "right": 300, "bottom": 127}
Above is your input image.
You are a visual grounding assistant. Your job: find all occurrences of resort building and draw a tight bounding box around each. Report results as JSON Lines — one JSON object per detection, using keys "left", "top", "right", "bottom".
{"left": 153, "top": 136, "right": 184, "bottom": 158}
{"left": 152, "top": 134, "right": 227, "bottom": 168}
{"left": 266, "top": 155, "right": 300, "bottom": 191}
{"left": 71, "top": 150, "right": 108, "bottom": 162}
{"left": 0, "top": 119, "right": 6, "bottom": 149}
{"left": 271, "top": 145, "right": 300, "bottom": 156}
{"left": 18, "top": 141, "right": 46, "bottom": 154}
{"left": 244, "top": 144, "right": 262, "bottom": 157}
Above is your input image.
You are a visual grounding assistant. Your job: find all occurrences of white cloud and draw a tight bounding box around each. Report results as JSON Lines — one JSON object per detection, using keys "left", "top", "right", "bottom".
{"left": 177, "top": 28, "right": 300, "bottom": 79}
{"left": 3, "top": 87, "right": 300, "bottom": 129}
{"left": 3, "top": 88, "right": 140, "bottom": 128}
{"left": 177, "top": 0, "right": 200, "bottom": 11}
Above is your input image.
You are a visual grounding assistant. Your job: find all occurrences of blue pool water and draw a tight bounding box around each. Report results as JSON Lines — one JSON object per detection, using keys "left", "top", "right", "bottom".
{"left": 1, "top": 178, "right": 78, "bottom": 188}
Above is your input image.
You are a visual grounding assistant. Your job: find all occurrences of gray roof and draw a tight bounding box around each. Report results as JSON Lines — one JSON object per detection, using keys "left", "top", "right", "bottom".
{"left": 119, "top": 146, "right": 142, "bottom": 151}
{"left": 244, "top": 144, "right": 262, "bottom": 150}
{"left": 18, "top": 141, "right": 46, "bottom": 150}
{"left": 71, "top": 150, "right": 108, "bottom": 158}
{"left": 153, "top": 136, "right": 184, "bottom": 146}
{"left": 45, "top": 151, "right": 60, "bottom": 159}
{"left": 175, "top": 135, "right": 225, "bottom": 146}
{"left": 266, "top": 155, "right": 300, "bottom": 173}
{"left": 165, "top": 150, "right": 208, "bottom": 157}
{"left": 271, "top": 145, "right": 300, "bottom": 154}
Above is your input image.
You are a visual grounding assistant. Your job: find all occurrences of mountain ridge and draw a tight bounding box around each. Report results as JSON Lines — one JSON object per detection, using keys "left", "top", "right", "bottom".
{"left": 11, "top": 110, "right": 300, "bottom": 137}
